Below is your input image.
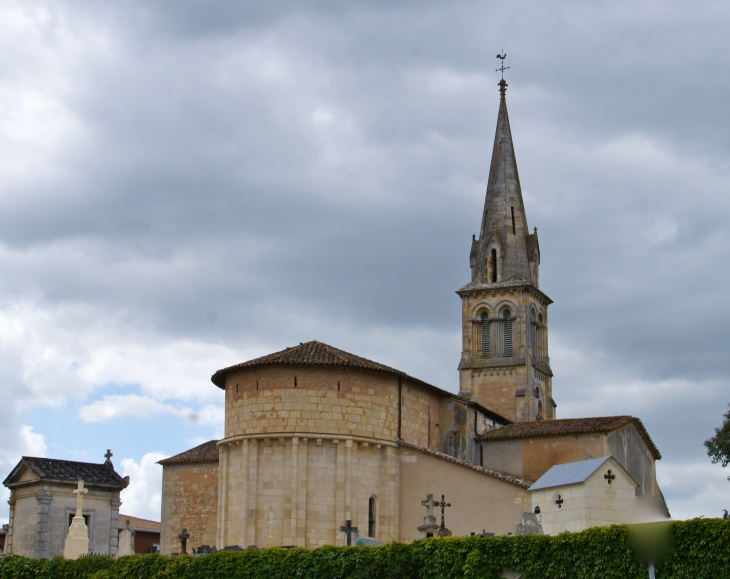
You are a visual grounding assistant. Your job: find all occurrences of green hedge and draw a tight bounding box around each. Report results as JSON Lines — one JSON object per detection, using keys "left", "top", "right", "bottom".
{"left": 1, "top": 518, "right": 728, "bottom": 579}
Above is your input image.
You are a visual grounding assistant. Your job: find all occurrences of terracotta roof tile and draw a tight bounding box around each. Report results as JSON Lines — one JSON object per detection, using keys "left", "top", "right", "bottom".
{"left": 3, "top": 457, "right": 126, "bottom": 489}
{"left": 477, "top": 416, "right": 661, "bottom": 459}
{"left": 118, "top": 514, "right": 161, "bottom": 532}
{"left": 158, "top": 440, "right": 220, "bottom": 466}
{"left": 397, "top": 439, "right": 532, "bottom": 489}
{"left": 211, "top": 341, "right": 411, "bottom": 388}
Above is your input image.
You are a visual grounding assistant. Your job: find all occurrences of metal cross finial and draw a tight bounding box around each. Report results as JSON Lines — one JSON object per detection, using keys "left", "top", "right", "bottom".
{"left": 496, "top": 52, "right": 510, "bottom": 79}
{"left": 437, "top": 494, "right": 451, "bottom": 530}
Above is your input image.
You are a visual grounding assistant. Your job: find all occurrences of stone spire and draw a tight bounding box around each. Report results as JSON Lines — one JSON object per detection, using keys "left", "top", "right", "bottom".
{"left": 470, "top": 79, "right": 537, "bottom": 287}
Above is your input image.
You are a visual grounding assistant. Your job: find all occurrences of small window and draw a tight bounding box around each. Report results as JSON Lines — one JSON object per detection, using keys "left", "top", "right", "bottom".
{"left": 511, "top": 207, "right": 516, "bottom": 235}
{"left": 490, "top": 249, "right": 498, "bottom": 283}
{"left": 503, "top": 310, "right": 513, "bottom": 357}
{"left": 553, "top": 493, "right": 564, "bottom": 510}
{"left": 481, "top": 312, "right": 490, "bottom": 358}
{"left": 368, "top": 497, "right": 376, "bottom": 537}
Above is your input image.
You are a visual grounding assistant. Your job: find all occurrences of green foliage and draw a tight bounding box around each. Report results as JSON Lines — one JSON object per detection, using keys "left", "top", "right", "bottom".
{"left": 2, "top": 519, "right": 729, "bottom": 579}
{"left": 705, "top": 404, "right": 730, "bottom": 476}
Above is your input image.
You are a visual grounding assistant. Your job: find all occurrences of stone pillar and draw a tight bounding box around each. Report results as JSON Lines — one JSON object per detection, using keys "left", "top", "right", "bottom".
{"left": 35, "top": 489, "right": 52, "bottom": 559}
{"left": 289, "top": 437, "right": 298, "bottom": 546}
{"left": 296, "top": 438, "right": 308, "bottom": 547}
{"left": 239, "top": 439, "right": 249, "bottom": 547}
{"left": 216, "top": 443, "right": 228, "bottom": 549}
{"left": 344, "top": 439, "right": 353, "bottom": 523}
{"left": 246, "top": 439, "right": 258, "bottom": 547}
{"left": 6, "top": 497, "right": 15, "bottom": 555}
{"left": 382, "top": 446, "right": 399, "bottom": 540}
{"left": 334, "top": 439, "right": 345, "bottom": 545}
{"left": 109, "top": 494, "right": 121, "bottom": 556}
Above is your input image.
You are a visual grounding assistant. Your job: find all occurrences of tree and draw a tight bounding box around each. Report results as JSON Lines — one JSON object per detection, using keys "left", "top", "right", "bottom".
{"left": 704, "top": 404, "right": 730, "bottom": 480}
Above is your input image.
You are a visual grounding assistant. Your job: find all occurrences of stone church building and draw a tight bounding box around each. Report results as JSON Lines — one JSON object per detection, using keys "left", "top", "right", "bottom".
{"left": 159, "top": 79, "right": 667, "bottom": 553}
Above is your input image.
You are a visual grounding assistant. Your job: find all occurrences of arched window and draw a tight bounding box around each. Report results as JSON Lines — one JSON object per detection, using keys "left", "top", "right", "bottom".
{"left": 368, "top": 497, "right": 376, "bottom": 537}
{"left": 481, "top": 311, "right": 490, "bottom": 358}
{"left": 537, "top": 313, "right": 545, "bottom": 361}
{"left": 490, "top": 249, "right": 498, "bottom": 283}
{"left": 503, "top": 309, "right": 513, "bottom": 357}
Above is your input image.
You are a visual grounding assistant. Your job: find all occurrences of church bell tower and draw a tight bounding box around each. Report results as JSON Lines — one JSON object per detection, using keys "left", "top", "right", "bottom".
{"left": 457, "top": 78, "right": 555, "bottom": 422}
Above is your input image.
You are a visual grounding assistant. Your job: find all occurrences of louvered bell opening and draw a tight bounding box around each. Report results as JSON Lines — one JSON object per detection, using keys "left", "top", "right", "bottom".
{"left": 481, "top": 313, "right": 490, "bottom": 358}
{"left": 503, "top": 311, "right": 513, "bottom": 357}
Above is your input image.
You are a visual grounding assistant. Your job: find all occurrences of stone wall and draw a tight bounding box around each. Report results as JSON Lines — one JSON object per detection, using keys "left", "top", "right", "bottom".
{"left": 7, "top": 483, "right": 118, "bottom": 558}
{"left": 224, "top": 366, "right": 398, "bottom": 441}
{"left": 398, "top": 447, "right": 529, "bottom": 539}
{"left": 216, "top": 435, "right": 399, "bottom": 549}
{"left": 160, "top": 462, "right": 218, "bottom": 555}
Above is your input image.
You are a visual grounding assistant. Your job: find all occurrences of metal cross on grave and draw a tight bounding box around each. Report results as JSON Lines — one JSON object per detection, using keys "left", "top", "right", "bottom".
{"left": 339, "top": 519, "right": 359, "bottom": 546}
{"left": 604, "top": 470, "right": 616, "bottom": 485}
{"left": 437, "top": 494, "right": 451, "bottom": 531}
{"left": 178, "top": 528, "right": 190, "bottom": 554}
{"left": 73, "top": 479, "right": 88, "bottom": 517}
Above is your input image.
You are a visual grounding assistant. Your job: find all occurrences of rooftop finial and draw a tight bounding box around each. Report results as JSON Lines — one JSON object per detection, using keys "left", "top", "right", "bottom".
{"left": 496, "top": 52, "right": 509, "bottom": 99}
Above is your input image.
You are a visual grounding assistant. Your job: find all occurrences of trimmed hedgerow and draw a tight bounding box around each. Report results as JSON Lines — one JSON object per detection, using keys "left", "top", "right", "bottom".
{"left": 1, "top": 518, "right": 728, "bottom": 579}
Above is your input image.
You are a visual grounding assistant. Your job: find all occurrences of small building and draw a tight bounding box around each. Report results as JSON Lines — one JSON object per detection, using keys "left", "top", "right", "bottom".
{"left": 117, "top": 515, "right": 161, "bottom": 555}
{"left": 2, "top": 454, "right": 129, "bottom": 558}
{"left": 0, "top": 524, "right": 7, "bottom": 554}
{"left": 529, "top": 456, "right": 638, "bottom": 535}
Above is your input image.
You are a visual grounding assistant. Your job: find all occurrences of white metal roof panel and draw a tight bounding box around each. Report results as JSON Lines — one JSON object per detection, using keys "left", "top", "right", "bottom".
{"left": 528, "top": 456, "right": 613, "bottom": 491}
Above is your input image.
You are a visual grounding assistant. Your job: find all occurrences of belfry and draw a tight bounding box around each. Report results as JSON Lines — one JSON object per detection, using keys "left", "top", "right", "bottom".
{"left": 457, "top": 78, "right": 555, "bottom": 422}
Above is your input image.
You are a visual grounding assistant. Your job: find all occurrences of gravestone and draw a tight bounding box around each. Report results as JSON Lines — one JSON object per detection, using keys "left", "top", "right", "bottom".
{"left": 64, "top": 480, "right": 89, "bottom": 559}
{"left": 417, "top": 494, "right": 440, "bottom": 537}
{"left": 514, "top": 512, "right": 543, "bottom": 536}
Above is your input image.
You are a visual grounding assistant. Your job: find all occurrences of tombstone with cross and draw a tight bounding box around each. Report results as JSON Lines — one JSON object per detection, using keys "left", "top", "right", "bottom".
{"left": 178, "top": 528, "right": 191, "bottom": 554}
{"left": 417, "top": 494, "right": 440, "bottom": 537}
{"left": 339, "top": 520, "right": 359, "bottom": 546}
{"left": 63, "top": 480, "right": 90, "bottom": 559}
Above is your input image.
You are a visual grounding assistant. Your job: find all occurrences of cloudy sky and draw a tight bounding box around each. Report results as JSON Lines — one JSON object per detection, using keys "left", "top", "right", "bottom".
{"left": 1, "top": 0, "right": 730, "bottom": 524}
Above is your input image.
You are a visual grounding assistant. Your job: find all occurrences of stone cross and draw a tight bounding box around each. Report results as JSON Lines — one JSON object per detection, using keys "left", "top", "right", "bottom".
{"left": 339, "top": 519, "right": 358, "bottom": 546}
{"left": 420, "top": 494, "right": 438, "bottom": 518}
{"left": 104, "top": 449, "right": 113, "bottom": 466}
{"left": 178, "top": 528, "right": 190, "bottom": 554}
{"left": 73, "top": 479, "right": 88, "bottom": 517}
{"left": 437, "top": 494, "right": 451, "bottom": 530}
{"left": 604, "top": 470, "right": 616, "bottom": 484}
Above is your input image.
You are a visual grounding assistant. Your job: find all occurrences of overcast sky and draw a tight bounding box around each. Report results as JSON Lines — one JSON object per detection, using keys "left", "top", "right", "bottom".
{"left": 2, "top": 0, "right": 730, "bottom": 525}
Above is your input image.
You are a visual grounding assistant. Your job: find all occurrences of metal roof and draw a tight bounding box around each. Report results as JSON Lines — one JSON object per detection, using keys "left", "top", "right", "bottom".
{"left": 528, "top": 456, "right": 617, "bottom": 491}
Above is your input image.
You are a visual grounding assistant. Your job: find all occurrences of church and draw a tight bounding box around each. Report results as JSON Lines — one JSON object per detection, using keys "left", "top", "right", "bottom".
{"left": 158, "top": 78, "right": 667, "bottom": 553}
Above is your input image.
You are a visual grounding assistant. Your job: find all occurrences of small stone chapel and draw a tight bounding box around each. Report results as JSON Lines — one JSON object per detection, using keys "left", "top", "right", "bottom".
{"left": 158, "top": 76, "right": 669, "bottom": 553}
{"left": 2, "top": 452, "right": 129, "bottom": 558}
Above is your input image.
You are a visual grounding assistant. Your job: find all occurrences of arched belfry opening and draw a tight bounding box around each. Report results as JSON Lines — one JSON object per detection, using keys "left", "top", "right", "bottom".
{"left": 490, "top": 249, "right": 498, "bottom": 283}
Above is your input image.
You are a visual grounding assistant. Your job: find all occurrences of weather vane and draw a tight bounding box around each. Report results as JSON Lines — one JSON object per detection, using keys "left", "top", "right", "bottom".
{"left": 496, "top": 51, "right": 509, "bottom": 79}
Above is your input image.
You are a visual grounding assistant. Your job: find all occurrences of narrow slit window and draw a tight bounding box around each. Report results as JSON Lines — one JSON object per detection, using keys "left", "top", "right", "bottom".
{"left": 481, "top": 312, "right": 490, "bottom": 358}
{"left": 511, "top": 207, "right": 516, "bottom": 234}
{"left": 503, "top": 310, "right": 513, "bottom": 357}
{"left": 368, "top": 497, "right": 376, "bottom": 537}
{"left": 490, "top": 249, "right": 497, "bottom": 283}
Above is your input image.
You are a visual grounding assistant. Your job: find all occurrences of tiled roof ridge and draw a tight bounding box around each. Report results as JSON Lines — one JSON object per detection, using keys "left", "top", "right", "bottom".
{"left": 118, "top": 514, "right": 162, "bottom": 531}
{"left": 158, "top": 439, "right": 220, "bottom": 466}
{"left": 211, "top": 340, "right": 406, "bottom": 388}
{"left": 477, "top": 416, "right": 661, "bottom": 459}
{"left": 396, "top": 438, "right": 532, "bottom": 489}
{"left": 3, "top": 456, "right": 125, "bottom": 488}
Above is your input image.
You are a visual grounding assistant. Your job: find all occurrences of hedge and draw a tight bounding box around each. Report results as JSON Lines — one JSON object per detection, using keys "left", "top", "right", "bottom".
{"left": 1, "top": 518, "right": 728, "bottom": 579}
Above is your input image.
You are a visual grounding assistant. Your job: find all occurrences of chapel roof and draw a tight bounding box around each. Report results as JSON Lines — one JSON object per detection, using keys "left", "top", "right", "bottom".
{"left": 2, "top": 456, "right": 127, "bottom": 489}
{"left": 157, "top": 439, "right": 220, "bottom": 466}
{"left": 528, "top": 456, "right": 637, "bottom": 491}
{"left": 476, "top": 416, "right": 661, "bottom": 459}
